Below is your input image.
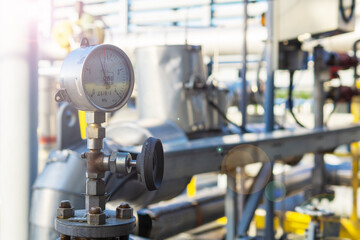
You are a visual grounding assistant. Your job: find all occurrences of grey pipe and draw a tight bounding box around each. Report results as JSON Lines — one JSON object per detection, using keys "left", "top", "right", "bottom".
{"left": 137, "top": 190, "right": 225, "bottom": 239}
{"left": 135, "top": 162, "right": 356, "bottom": 240}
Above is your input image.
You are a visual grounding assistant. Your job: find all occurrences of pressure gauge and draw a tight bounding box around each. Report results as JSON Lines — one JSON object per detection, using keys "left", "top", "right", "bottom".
{"left": 56, "top": 42, "right": 135, "bottom": 112}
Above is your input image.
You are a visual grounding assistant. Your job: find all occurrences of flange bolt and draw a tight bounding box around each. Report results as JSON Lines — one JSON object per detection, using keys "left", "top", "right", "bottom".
{"left": 116, "top": 202, "right": 133, "bottom": 219}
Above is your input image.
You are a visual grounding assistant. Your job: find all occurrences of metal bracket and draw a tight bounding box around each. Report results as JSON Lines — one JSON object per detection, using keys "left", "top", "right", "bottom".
{"left": 57, "top": 103, "right": 82, "bottom": 150}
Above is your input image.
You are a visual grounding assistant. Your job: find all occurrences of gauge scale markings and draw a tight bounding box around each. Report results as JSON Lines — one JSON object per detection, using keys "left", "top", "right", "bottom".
{"left": 59, "top": 44, "right": 134, "bottom": 112}
{"left": 83, "top": 47, "right": 131, "bottom": 109}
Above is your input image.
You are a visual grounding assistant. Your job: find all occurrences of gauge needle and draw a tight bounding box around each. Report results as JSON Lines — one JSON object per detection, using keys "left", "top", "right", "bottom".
{"left": 99, "top": 57, "right": 108, "bottom": 84}
{"left": 114, "top": 89, "right": 121, "bottom": 97}
{"left": 99, "top": 58, "right": 106, "bottom": 75}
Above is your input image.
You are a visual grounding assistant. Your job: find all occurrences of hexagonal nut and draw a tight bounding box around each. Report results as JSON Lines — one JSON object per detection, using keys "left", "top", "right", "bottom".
{"left": 87, "top": 138, "right": 103, "bottom": 150}
{"left": 87, "top": 126, "right": 105, "bottom": 139}
{"left": 57, "top": 208, "right": 74, "bottom": 219}
{"left": 86, "top": 172, "right": 105, "bottom": 179}
{"left": 86, "top": 195, "right": 106, "bottom": 211}
{"left": 116, "top": 206, "right": 133, "bottom": 219}
{"left": 86, "top": 112, "right": 106, "bottom": 124}
{"left": 87, "top": 212, "right": 106, "bottom": 225}
{"left": 86, "top": 179, "right": 105, "bottom": 195}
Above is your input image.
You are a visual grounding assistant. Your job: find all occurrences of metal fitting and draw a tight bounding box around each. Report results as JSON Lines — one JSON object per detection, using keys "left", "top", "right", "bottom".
{"left": 85, "top": 151, "right": 106, "bottom": 174}
{"left": 89, "top": 206, "right": 102, "bottom": 214}
{"left": 87, "top": 138, "right": 104, "bottom": 150}
{"left": 86, "top": 195, "right": 106, "bottom": 211}
{"left": 60, "top": 200, "right": 72, "bottom": 208}
{"left": 85, "top": 112, "right": 106, "bottom": 124}
{"left": 108, "top": 152, "right": 132, "bottom": 174}
{"left": 87, "top": 207, "right": 106, "bottom": 225}
{"left": 57, "top": 200, "right": 74, "bottom": 219}
{"left": 87, "top": 126, "right": 105, "bottom": 139}
{"left": 86, "top": 179, "right": 105, "bottom": 195}
{"left": 87, "top": 172, "right": 105, "bottom": 179}
{"left": 116, "top": 202, "right": 133, "bottom": 219}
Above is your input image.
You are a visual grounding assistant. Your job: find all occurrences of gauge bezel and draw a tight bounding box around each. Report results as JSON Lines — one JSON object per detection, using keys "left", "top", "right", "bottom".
{"left": 81, "top": 44, "right": 135, "bottom": 112}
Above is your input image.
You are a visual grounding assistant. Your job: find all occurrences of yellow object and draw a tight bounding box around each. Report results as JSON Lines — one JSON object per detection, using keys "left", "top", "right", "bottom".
{"left": 283, "top": 211, "right": 311, "bottom": 235}
{"left": 351, "top": 96, "right": 360, "bottom": 222}
{"left": 351, "top": 96, "right": 360, "bottom": 123}
{"left": 52, "top": 12, "right": 105, "bottom": 52}
{"left": 261, "top": 13, "right": 266, "bottom": 27}
{"left": 52, "top": 21, "right": 73, "bottom": 52}
{"left": 339, "top": 218, "right": 360, "bottom": 239}
{"left": 255, "top": 210, "right": 310, "bottom": 235}
{"left": 187, "top": 177, "right": 196, "bottom": 197}
{"left": 78, "top": 110, "right": 87, "bottom": 139}
{"left": 254, "top": 209, "right": 280, "bottom": 231}
{"left": 216, "top": 217, "right": 227, "bottom": 225}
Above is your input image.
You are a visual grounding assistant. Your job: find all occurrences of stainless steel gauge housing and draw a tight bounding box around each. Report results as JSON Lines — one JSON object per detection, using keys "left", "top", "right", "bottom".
{"left": 57, "top": 44, "right": 135, "bottom": 112}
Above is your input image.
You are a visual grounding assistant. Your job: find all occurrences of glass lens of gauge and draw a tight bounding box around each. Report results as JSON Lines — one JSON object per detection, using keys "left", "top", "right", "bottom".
{"left": 83, "top": 47, "right": 132, "bottom": 109}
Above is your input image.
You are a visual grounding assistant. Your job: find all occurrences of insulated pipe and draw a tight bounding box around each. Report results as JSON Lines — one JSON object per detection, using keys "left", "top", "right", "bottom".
{"left": 240, "top": 0, "right": 248, "bottom": 131}
{"left": 0, "top": 0, "right": 38, "bottom": 239}
{"left": 137, "top": 190, "right": 225, "bottom": 239}
{"left": 136, "top": 162, "right": 356, "bottom": 240}
{"left": 109, "top": 26, "right": 267, "bottom": 58}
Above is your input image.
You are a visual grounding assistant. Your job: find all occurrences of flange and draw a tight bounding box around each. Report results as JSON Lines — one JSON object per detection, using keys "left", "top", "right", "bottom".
{"left": 55, "top": 209, "right": 135, "bottom": 238}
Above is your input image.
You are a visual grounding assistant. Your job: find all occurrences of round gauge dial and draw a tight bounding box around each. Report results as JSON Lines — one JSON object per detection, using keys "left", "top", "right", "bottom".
{"left": 57, "top": 43, "right": 134, "bottom": 112}
{"left": 82, "top": 46, "right": 133, "bottom": 110}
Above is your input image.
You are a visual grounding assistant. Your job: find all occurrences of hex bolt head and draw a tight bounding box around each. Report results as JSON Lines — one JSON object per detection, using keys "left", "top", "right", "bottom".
{"left": 57, "top": 200, "right": 74, "bottom": 219}
{"left": 87, "top": 206, "right": 106, "bottom": 225}
{"left": 119, "top": 202, "right": 131, "bottom": 208}
{"left": 86, "top": 179, "right": 105, "bottom": 195}
{"left": 116, "top": 202, "right": 133, "bottom": 219}
{"left": 89, "top": 206, "right": 102, "bottom": 214}
{"left": 59, "top": 200, "right": 72, "bottom": 208}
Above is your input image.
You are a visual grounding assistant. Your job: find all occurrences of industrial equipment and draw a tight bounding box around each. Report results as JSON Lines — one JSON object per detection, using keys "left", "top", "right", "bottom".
{"left": 52, "top": 39, "right": 164, "bottom": 239}
{"left": 23, "top": 0, "right": 360, "bottom": 239}
{"left": 275, "top": 0, "right": 356, "bottom": 41}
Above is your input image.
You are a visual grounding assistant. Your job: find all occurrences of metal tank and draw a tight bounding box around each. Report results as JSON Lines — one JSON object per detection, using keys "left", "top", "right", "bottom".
{"left": 135, "top": 45, "right": 227, "bottom": 133}
{"left": 30, "top": 149, "right": 86, "bottom": 240}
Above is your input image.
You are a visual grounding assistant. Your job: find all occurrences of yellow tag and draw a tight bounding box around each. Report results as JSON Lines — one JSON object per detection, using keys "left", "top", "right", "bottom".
{"left": 78, "top": 110, "right": 87, "bottom": 139}
{"left": 187, "top": 177, "right": 196, "bottom": 197}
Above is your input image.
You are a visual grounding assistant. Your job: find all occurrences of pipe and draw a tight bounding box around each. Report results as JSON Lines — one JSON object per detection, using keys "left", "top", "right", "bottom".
{"left": 240, "top": 0, "right": 248, "bottom": 131}
{"left": 351, "top": 97, "right": 360, "bottom": 221}
{"left": 0, "top": 0, "right": 38, "bottom": 239}
{"left": 107, "top": 26, "right": 266, "bottom": 58}
{"left": 136, "top": 162, "right": 356, "bottom": 240}
{"left": 137, "top": 190, "right": 225, "bottom": 239}
{"left": 38, "top": 75, "right": 57, "bottom": 173}
{"left": 264, "top": 0, "right": 275, "bottom": 133}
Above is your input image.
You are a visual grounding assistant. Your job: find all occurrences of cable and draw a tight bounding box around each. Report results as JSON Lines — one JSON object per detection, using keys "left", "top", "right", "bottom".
{"left": 325, "top": 75, "right": 343, "bottom": 126}
{"left": 207, "top": 99, "right": 249, "bottom": 132}
{"left": 340, "top": 0, "right": 356, "bottom": 23}
{"left": 288, "top": 71, "right": 307, "bottom": 128}
{"left": 106, "top": 172, "right": 137, "bottom": 201}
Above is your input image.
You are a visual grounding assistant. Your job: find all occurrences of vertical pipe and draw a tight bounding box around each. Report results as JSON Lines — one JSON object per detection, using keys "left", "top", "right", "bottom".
{"left": 351, "top": 142, "right": 359, "bottom": 221}
{"left": 351, "top": 96, "right": 360, "bottom": 221}
{"left": 264, "top": 1, "right": 276, "bottom": 237}
{"left": 241, "top": 0, "right": 248, "bottom": 131}
{"left": 313, "top": 46, "right": 326, "bottom": 190}
{"left": 352, "top": 40, "right": 360, "bottom": 88}
{"left": 313, "top": 46, "right": 325, "bottom": 129}
{"left": 28, "top": 0, "right": 39, "bottom": 197}
{"left": 0, "top": 0, "right": 38, "bottom": 238}
{"left": 225, "top": 175, "right": 238, "bottom": 240}
{"left": 265, "top": 161, "right": 275, "bottom": 240}
{"left": 264, "top": 0, "right": 275, "bottom": 132}
{"left": 119, "top": 0, "right": 129, "bottom": 34}
{"left": 38, "top": 76, "right": 57, "bottom": 173}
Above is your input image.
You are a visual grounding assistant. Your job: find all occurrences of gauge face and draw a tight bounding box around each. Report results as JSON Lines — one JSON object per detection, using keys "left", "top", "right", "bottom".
{"left": 82, "top": 46, "right": 133, "bottom": 110}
